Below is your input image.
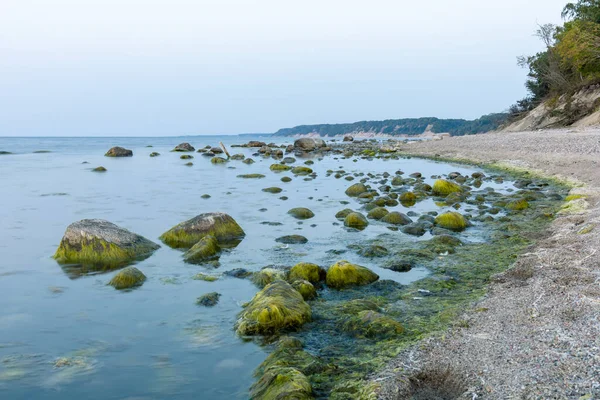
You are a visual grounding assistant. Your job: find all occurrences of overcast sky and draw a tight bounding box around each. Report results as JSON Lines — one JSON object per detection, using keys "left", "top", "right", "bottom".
{"left": 0, "top": 0, "right": 567, "bottom": 136}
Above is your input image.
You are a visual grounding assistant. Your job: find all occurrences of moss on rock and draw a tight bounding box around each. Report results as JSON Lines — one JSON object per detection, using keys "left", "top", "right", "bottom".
{"left": 270, "top": 164, "right": 292, "bottom": 172}
{"left": 345, "top": 183, "right": 368, "bottom": 197}
{"left": 252, "top": 268, "right": 288, "bottom": 288}
{"left": 343, "top": 212, "right": 368, "bottom": 230}
{"left": 235, "top": 280, "right": 311, "bottom": 335}
{"left": 192, "top": 273, "right": 219, "bottom": 282}
{"left": 325, "top": 261, "right": 379, "bottom": 289}
{"left": 250, "top": 366, "right": 313, "bottom": 400}
{"left": 160, "top": 212, "right": 245, "bottom": 249}
{"left": 291, "top": 280, "right": 317, "bottom": 300}
{"left": 381, "top": 212, "right": 412, "bottom": 225}
{"left": 183, "top": 235, "right": 221, "bottom": 264}
{"left": 288, "top": 208, "right": 315, "bottom": 219}
{"left": 367, "top": 207, "right": 389, "bottom": 220}
{"left": 53, "top": 219, "right": 159, "bottom": 269}
{"left": 108, "top": 266, "right": 146, "bottom": 289}
{"left": 288, "top": 262, "right": 324, "bottom": 284}
{"left": 432, "top": 179, "right": 462, "bottom": 196}
{"left": 506, "top": 198, "right": 529, "bottom": 211}
{"left": 434, "top": 212, "right": 468, "bottom": 232}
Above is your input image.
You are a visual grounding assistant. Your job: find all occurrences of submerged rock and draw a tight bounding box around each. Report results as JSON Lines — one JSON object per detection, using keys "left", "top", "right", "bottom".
{"left": 92, "top": 166, "right": 107, "bottom": 172}
{"left": 262, "top": 187, "right": 283, "bottom": 194}
{"left": 291, "top": 166, "right": 313, "bottom": 175}
{"left": 276, "top": 235, "right": 308, "bottom": 244}
{"left": 53, "top": 219, "right": 159, "bottom": 268}
{"left": 149, "top": 152, "right": 160, "bottom": 157}
{"left": 211, "top": 156, "right": 228, "bottom": 164}
{"left": 270, "top": 164, "right": 292, "bottom": 172}
{"left": 250, "top": 366, "right": 313, "bottom": 400}
{"left": 160, "top": 212, "right": 245, "bottom": 249}
{"left": 108, "top": 266, "right": 147, "bottom": 289}
{"left": 288, "top": 207, "right": 315, "bottom": 219}
{"left": 196, "top": 292, "right": 221, "bottom": 307}
{"left": 105, "top": 147, "right": 133, "bottom": 157}
{"left": 235, "top": 280, "right": 311, "bottom": 335}
{"left": 183, "top": 235, "right": 221, "bottom": 264}
{"left": 325, "top": 260, "right": 379, "bottom": 289}
{"left": 237, "top": 173, "right": 265, "bottom": 179}
{"left": 172, "top": 143, "right": 195, "bottom": 152}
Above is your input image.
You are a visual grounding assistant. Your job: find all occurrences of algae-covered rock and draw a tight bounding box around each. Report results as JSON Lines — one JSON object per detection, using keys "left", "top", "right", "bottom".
{"left": 288, "top": 208, "right": 315, "bottom": 219}
{"left": 399, "top": 192, "right": 417, "bottom": 204}
{"left": 427, "top": 234, "right": 463, "bottom": 247}
{"left": 367, "top": 207, "right": 389, "bottom": 220}
{"left": 252, "top": 268, "right": 288, "bottom": 288}
{"left": 341, "top": 310, "right": 403, "bottom": 338}
{"left": 92, "top": 166, "right": 107, "bottom": 172}
{"left": 237, "top": 173, "right": 265, "bottom": 179}
{"left": 276, "top": 235, "right": 308, "bottom": 244}
{"left": 344, "top": 212, "right": 369, "bottom": 230}
{"left": 196, "top": 292, "right": 221, "bottom": 307}
{"left": 183, "top": 235, "right": 221, "bottom": 264}
{"left": 432, "top": 179, "right": 462, "bottom": 196}
{"left": 325, "top": 261, "right": 379, "bottom": 289}
{"left": 288, "top": 262, "right": 324, "bottom": 284}
{"left": 230, "top": 153, "right": 245, "bottom": 160}
{"left": 250, "top": 366, "right": 313, "bottom": 400}
{"left": 192, "top": 273, "right": 219, "bottom": 282}
{"left": 211, "top": 156, "right": 228, "bottom": 164}
{"left": 270, "top": 164, "right": 292, "bottom": 172}
{"left": 506, "top": 198, "right": 529, "bottom": 211}
{"left": 281, "top": 176, "right": 292, "bottom": 183}
{"left": 235, "top": 280, "right": 311, "bottom": 335}
{"left": 357, "top": 244, "right": 389, "bottom": 258}
{"left": 53, "top": 219, "right": 159, "bottom": 268}
{"left": 149, "top": 152, "right": 160, "bottom": 157}
{"left": 401, "top": 223, "right": 427, "bottom": 236}
{"left": 108, "top": 266, "right": 146, "bottom": 289}
{"left": 180, "top": 154, "right": 193, "bottom": 160}
{"left": 105, "top": 146, "right": 133, "bottom": 157}
{"left": 291, "top": 166, "right": 313, "bottom": 175}
{"left": 291, "top": 280, "right": 317, "bottom": 300}
{"left": 263, "top": 187, "right": 283, "bottom": 194}
{"left": 172, "top": 143, "right": 195, "bottom": 152}
{"left": 335, "top": 208, "right": 354, "bottom": 220}
{"left": 434, "top": 212, "right": 468, "bottom": 232}
{"left": 160, "top": 212, "right": 245, "bottom": 249}
{"left": 345, "top": 183, "right": 368, "bottom": 197}
{"left": 381, "top": 212, "right": 412, "bottom": 225}
{"left": 243, "top": 158, "right": 256, "bottom": 165}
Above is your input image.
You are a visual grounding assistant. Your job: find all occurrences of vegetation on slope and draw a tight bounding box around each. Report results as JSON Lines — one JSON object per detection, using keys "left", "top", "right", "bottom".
{"left": 510, "top": 0, "right": 600, "bottom": 119}
{"left": 272, "top": 114, "right": 508, "bottom": 137}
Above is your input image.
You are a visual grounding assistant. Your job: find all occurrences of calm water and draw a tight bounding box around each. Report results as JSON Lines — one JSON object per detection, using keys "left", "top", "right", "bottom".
{"left": 0, "top": 136, "right": 513, "bottom": 399}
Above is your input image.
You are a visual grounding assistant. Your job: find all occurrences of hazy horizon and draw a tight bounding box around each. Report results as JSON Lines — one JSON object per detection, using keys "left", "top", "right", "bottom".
{"left": 1, "top": 0, "right": 567, "bottom": 137}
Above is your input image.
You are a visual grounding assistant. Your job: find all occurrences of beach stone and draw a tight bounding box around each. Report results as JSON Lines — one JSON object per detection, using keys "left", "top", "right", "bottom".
{"left": 105, "top": 147, "right": 133, "bottom": 157}
{"left": 345, "top": 183, "right": 368, "bottom": 197}
{"left": 173, "top": 143, "right": 195, "bottom": 152}
{"left": 294, "top": 138, "right": 325, "bottom": 152}
{"left": 53, "top": 219, "right": 159, "bottom": 267}
{"left": 160, "top": 212, "right": 245, "bottom": 249}
{"left": 247, "top": 141, "right": 266, "bottom": 147}
{"left": 92, "top": 166, "right": 107, "bottom": 172}
{"left": 381, "top": 212, "right": 412, "bottom": 225}
{"left": 344, "top": 212, "right": 369, "bottom": 230}
{"left": 288, "top": 208, "right": 315, "bottom": 219}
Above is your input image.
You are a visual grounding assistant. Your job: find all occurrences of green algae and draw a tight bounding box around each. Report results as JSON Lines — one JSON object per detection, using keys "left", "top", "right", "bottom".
{"left": 432, "top": 179, "right": 462, "bottom": 196}
{"left": 325, "top": 261, "right": 379, "bottom": 289}
{"left": 108, "top": 266, "right": 146, "bottom": 290}
{"left": 270, "top": 164, "right": 292, "bottom": 172}
{"left": 192, "top": 272, "right": 219, "bottom": 282}
{"left": 292, "top": 166, "right": 313, "bottom": 175}
{"left": 434, "top": 212, "right": 468, "bottom": 232}
{"left": 289, "top": 262, "right": 324, "bottom": 285}
{"left": 343, "top": 212, "right": 368, "bottom": 230}
{"left": 366, "top": 207, "right": 388, "bottom": 220}
{"left": 246, "top": 161, "right": 570, "bottom": 399}
{"left": 345, "top": 183, "right": 368, "bottom": 197}
{"left": 196, "top": 292, "right": 221, "bottom": 307}
{"left": 236, "top": 280, "right": 311, "bottom": 336}
{"left": 252, "top": 268, "right": 287, "bottom": 288}
{"left": 238, "top": 174, "right": 266, "bottom": 179}
{"left": 183, "top": 235, "right": 220, "bottom": 264}
{"left": 505, "top": 198, "right": 529, "bottom": 211}
{"left": 159, "top": 213, "right": 245, "bottom": 249}
{"left": 292, "top": 280, "right": 317, "bottom": 300}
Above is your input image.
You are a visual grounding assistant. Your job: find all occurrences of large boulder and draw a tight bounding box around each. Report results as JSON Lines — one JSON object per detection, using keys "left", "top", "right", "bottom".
{"left": 160, "top": 212, "right": 245, "bottom": 249}
{"left": 325, "top": 261, "right": 379, "bottom": 289}
{"left": 105, "top": 147, "right": 133, "bottom": 157}
{"left": 294, "top": 138, "right": 326, "bottom": 152}
{"left": 53, "top": 219, "right": 159, "bottom": 268}
{"left": 235, "top": 280, "right": 311, "bottom": 335}
{"left": 172, "top": 143, "right": 195, "bottom": 152}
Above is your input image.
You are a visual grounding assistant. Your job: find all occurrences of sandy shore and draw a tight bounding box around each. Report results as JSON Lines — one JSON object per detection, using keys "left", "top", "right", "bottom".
{"left": 375, "top": 127, "right": 600, "bottom": 399}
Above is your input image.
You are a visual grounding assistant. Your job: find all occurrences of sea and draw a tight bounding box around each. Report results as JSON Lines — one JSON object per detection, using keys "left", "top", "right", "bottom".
{"left": 0, "top": 135, "right": 513, "bottom": 399}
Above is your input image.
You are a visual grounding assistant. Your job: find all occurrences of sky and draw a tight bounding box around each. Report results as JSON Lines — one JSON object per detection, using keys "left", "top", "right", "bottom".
{"left": 0, "top": 0, "right": 568, "bottom": 136}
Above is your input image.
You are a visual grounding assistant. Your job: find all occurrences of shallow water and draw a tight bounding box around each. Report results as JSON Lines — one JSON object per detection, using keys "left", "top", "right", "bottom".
{"left": 0, "top": 136, "right": 515, "bottom": 399}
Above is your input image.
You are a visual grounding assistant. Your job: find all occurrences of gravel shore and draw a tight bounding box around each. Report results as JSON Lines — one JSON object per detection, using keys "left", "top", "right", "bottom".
{"left": 374, "top": 127, "right": 600, "bottom": 399}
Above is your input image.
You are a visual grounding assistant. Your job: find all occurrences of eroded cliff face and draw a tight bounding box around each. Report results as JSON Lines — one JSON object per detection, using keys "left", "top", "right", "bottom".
{"left": 504, "top": 84, "right": 600, "bottom": 132}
